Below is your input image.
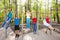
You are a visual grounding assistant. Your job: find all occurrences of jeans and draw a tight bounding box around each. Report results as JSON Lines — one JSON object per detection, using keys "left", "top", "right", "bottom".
{"left": 33, "top": 23, "right": 37, "bottom": 33}
{"left": 2, "top": 17, "right": 11, "bottom": 29}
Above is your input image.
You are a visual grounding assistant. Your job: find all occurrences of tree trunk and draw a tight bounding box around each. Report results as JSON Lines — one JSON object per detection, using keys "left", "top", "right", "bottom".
{"left": 56, "top": 0, "right": 60, "bottom": 23}
{"left": 53, "top": 14, "right": 55, "bottom": 21}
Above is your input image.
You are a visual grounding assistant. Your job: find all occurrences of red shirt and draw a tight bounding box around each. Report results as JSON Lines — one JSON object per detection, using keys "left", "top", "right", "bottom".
{"left": 32, "top": 18, "right": 37, "bottom": 23}
{"left": 45, "top": 17, "right": 50, "bottom": 24}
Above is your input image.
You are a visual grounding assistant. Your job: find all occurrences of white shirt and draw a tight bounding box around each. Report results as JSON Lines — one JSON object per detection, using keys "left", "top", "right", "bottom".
{"left": 43, "top": 19, "right": 46, "bottom": 25}
{"left": 43, "top": 19, "right": 51, "bottom": 26}
{"left": 26, "top": 12, "right": 30, "bottom": 18}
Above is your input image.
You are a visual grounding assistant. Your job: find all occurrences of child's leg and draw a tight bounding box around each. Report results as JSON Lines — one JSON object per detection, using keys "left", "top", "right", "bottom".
{"left": 6, "top": 18, "right": 11, "bottom": 29}
{"left": 15, "top": 30, "right": 19, "bottom": 37}
{"left": 49, "top": 26, "right": 60, "bottom": 33}
{"left": 26, "top": 18, "right": 28, "bottom": 28}
{"left": 34, "top": 23, "right": 37, "bottom": 32}
{"left": 33, "top": 23, "right": 37, "bottom": 33}
{"left": 33, "top": 23, "right": 34, "bottom": 32}
{"left": 28, "top": 18, "right": 30, "bottom": 28}
{"left": 2, "top": 21, "right": 6, "bottom": 27}
{"left": 48, "top": 26, "right": 54, "bottom": 30}
{"left": 16, "top": 30, "right": 19, "bottom": 34}
{"left": 15, "top": 30, "right": 18, "bottom": 34}
{"left": 1, "top": 17, "right": 8, "bottom": 27}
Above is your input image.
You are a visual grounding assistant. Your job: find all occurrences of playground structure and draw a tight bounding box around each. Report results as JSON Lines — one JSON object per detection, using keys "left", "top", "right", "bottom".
{"left": 0, "top": 0, "right": 60, "bottom": 40}
{"left": 0, "top": 0, "right": 60, "bottom": 25}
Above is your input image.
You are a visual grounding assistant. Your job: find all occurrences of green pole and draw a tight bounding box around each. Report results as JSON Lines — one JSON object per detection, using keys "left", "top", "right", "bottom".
{"left": 4, "top": 0, "right": 6, "bottom": 20}
{"left": 36, "top": 0, "right": 38, "bottom": 31}
{"left": 15, "top": 0, "right": 18, "bottom": 16}
{"left": 9, "top": 0, "right": 12, "bottom": 9}
{"left": 4, "top": 0, "right": 7, "bottom": 38}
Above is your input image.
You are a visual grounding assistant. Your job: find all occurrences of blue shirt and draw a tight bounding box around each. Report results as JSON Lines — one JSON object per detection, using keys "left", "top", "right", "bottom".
{"left": 8, "top": 11, "right": 12, "bottom": 18}
{"left": 14, "top": 18, "right": 19, "bottom": 25}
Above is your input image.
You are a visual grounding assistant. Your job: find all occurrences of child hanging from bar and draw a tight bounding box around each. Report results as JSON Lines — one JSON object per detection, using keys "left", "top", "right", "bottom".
{"left": 2, "top": 8, "right": 12, "bottom": 29}
{"left": 14, "top": 15, "right": 20, "bottom": 37}
{"left": 43, "top": 16, "right": 60, "bottom": 34}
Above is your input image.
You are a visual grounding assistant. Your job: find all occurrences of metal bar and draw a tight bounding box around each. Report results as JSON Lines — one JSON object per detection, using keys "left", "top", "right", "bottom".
{"left": 22, "top": 6, "right": 24, "bottom": 40}
{"left": 15, "top": 0, "right": 18, "bottom": 16}
{"left": 9, "top": 0, "right": 12, "bottom": 9}
{"left": 28, "top": 0, "right": 29, "bottom": 10}
{"left": 4, "top": 0, "right": 7, "bottom": 38}
{"left": 50, "top": 7, "right": 52, "bottom": 25}
{"left": 48, "top": 0, "right": 49, "bottom": 15}
{"left": 36, "top": 0, "right": 38, "bottom": 31}
{"left": 9, "top": 0, "right": 10, "bottom": 8}
{"left": 51, "top": 8, "right": 60, "bottom": 10}
{"left": 50, "top": 7, "right": 53, "bottom": 34}
{"left": 4, "top": 0, "right": 6, "bottom": 20}
{"left": 45, "top": 0, "right": 46, "bottom": 16}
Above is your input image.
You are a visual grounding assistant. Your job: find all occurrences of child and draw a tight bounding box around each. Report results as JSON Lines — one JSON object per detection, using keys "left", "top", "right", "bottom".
{"left": 14, "top": 15, "right": 20, "bottom": 37}
{"left": 43, "top": 16, "right": 60, "bottom": 34}
{"left": 32, "top": 15, "right": 37, "bottom": 34}
{"left": 26, "top": 10, "right": 30, "bottom": 29}
{"left": 2, "top": 9, "right": 12, "bottom": 29}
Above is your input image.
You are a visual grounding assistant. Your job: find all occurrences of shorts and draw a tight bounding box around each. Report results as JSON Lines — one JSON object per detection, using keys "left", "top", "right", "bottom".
{"left": 15, "top": 25, "right": 19, "bottom": 30}
{"left": 44, "top": 23, "right": 51, "bottom": 27}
